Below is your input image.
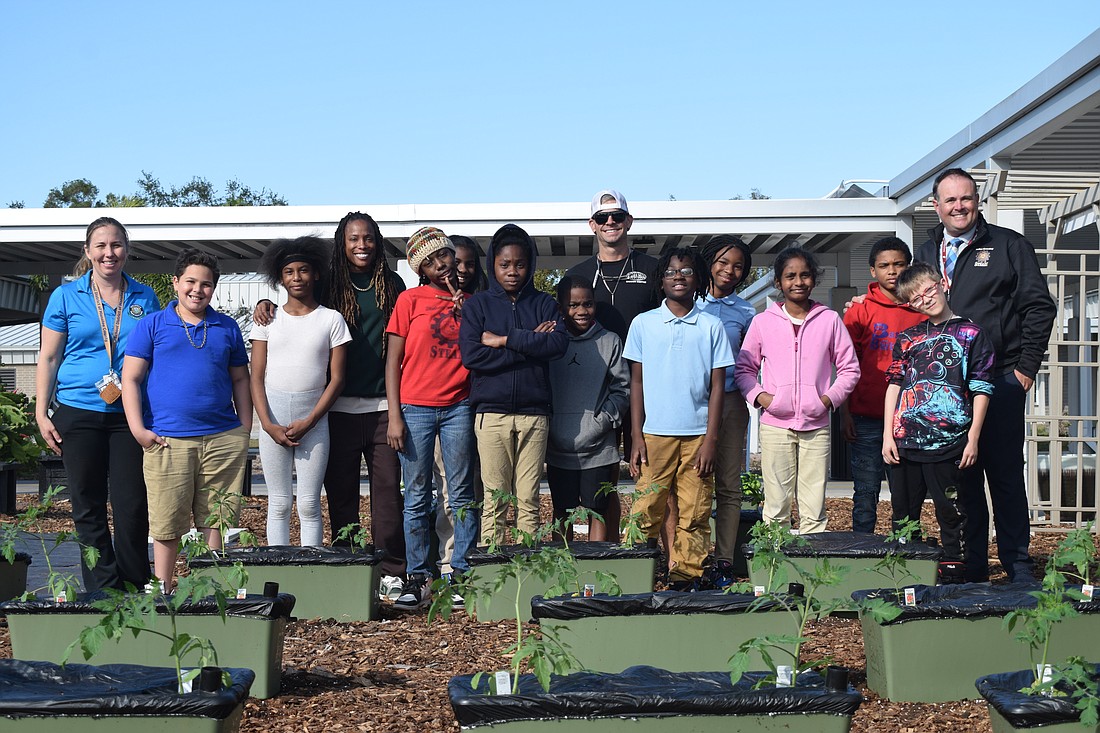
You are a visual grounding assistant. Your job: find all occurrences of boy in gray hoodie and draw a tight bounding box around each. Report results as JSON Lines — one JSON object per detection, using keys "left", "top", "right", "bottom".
{"left": 547, "top": 277, "right": 630, "bottom": 541}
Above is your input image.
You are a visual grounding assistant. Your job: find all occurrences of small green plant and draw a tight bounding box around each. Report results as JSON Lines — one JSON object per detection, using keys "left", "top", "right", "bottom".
{"left": 0, "top": 485, "right": 98, "bottom": 601}
{"left": 429, "top": 505, "right": 621, "bottom": 693}
{"left": 728, "top": 522, "right": 850, "bottom": 688}
{"left": 0, "top": 389, "right": 44, "bottom": 468}
{"left": 740, "top": 471, "right": 764, "bottom": 507}
{"left": 1004, "top": 526, "right": 1100, "bottom": 719}
{"left": 65, "top": 533, "right": 248, "bottom": 693}
{"left": 335, "top": 515, "right": 371, "bottom": 549}
{"left": 866, "top": 518, "right": 927, "bottom": 599}
{"left": 619, "top": 483, "right": 662, "bottom": 549}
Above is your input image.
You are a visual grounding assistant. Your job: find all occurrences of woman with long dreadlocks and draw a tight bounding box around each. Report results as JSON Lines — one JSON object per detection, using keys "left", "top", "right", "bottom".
{"left": 255, "top": 212, "right": 406, "bottom": 588}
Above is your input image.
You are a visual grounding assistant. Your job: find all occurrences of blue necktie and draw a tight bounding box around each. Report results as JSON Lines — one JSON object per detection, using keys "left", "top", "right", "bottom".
{"left": 945, "top": 238, "right": 962, "bottom": 281}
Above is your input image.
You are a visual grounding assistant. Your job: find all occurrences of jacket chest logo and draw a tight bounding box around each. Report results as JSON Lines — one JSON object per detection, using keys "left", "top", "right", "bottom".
{"left": 972, "top": 248, "right": 993, "bottom": 267}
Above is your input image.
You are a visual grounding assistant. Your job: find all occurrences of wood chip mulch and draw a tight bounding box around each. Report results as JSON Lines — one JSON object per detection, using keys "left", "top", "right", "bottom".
{"left": 0, "top": 492, "right": 1076, "bottom": 732}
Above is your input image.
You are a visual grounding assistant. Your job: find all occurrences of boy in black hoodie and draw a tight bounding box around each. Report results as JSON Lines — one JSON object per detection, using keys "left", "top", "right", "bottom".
{"left": 459, "top": 224, "right": 568, "bottom": 546}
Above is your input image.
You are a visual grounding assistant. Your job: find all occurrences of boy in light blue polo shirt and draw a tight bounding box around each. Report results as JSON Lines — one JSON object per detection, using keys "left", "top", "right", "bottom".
{"left": 624, "top": 247, "right": 733, "bottom": 589}
{"left": 122, "top": 249, "right": 252, "bottom": 586}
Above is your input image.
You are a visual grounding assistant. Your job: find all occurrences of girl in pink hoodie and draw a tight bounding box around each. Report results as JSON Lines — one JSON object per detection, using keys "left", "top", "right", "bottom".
{"left": 734, "top": 248, "right": 860, "bottom": 533}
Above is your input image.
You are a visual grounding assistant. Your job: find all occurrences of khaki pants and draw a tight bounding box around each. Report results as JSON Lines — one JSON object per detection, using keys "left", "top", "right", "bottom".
{"left": 631, "top": 434, "right": 714, "bottom": 581}
{"left": 143, "top": 425, "right": 249, "bottom": 541}
{"left": 713, "top": 391, "right": 750, "bottom": 562}
{"left": 475, "top": 413, "right": 548, "bottom": 546}
{"left": 759, "top": 423, "right": 829, "bottom": 534}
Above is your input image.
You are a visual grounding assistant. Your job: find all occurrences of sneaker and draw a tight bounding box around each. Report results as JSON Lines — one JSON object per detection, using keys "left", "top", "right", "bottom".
{"left": 442, "top": 572, "right": 465, "bottom": 611}
{"left": 379, "top": 575, "right": 404, "bottom": 602}
{"left": 395, "top": 576, "right": 431, "bottom": 611}
{"left": 937, "top": 561, "right": 966, "bottom": 585}
{"left": 708, "top": 559, "right": 737, "bottom": 591}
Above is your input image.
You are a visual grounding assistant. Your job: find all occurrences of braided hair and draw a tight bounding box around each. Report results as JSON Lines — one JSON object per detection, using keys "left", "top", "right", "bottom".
{"left": 656, "top": 247, "right": 709, "bottom": 301}
{"left": 330, "top": 211, "right": 400, "bottom": 356}
{"left": 700, "top": 235, "right": 752, "bottom": 292}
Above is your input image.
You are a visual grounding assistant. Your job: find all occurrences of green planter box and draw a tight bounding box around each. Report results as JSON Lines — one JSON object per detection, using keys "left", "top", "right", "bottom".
{"left": 188, "top": 545, "right": 384, "bottom": 621}
{"left": 466, "top": 542, "right": 658, "bottom": 623}
{"left": 0, "top": 660, "right": 253, "bottom": 732}
{"left": 978, "top": 667, "right": 1100, "bottom": 732}
{"left": 0, "top": 553, "right": 30, "bottom": 602}
{"left": 855, "top": 584, "right": 1100, "bottom": 702}
{"left": 531, "top": 590, "right": 799, "bottom": 673}
{"left": 449, "top": 666, "right": 862, "bottom": 731}
{"left": 0, "top": 593, "right": 295, "bottom": 699}
{"left": 744, "top": 531, "right": 941, "bottom": 606}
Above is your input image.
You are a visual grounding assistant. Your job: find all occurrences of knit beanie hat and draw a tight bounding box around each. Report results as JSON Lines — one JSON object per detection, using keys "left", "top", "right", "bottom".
{"left": 406, "top": 226, "right": 455, "bottom": 274}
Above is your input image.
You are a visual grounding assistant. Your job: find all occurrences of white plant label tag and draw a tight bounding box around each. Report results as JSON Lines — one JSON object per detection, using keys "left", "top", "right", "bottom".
{"left": 776, "top": 665, "right": 793, "bottom": 687}
{"left": 493, "top": 670, "right": 512, "bottom": 695}
{"left": 903, "top": 587, "right": 917, "bottom": 606}
{"left": 753, "top": 585, "right": 766, "bottom": 597}
{"left": 180, "top": 678, "right": 193, "bottom": 694}
{"left": 236, "top": 588, "right": 247, "bottom": 600}
{"left": 1036, "top": 663, "right": 1054, "bottom": 696}
{"left": 54, "top": 591, "right": 67, "bottom": 603}
{"left": 1083, "top": 584, "right": 1094, "bottom": 599}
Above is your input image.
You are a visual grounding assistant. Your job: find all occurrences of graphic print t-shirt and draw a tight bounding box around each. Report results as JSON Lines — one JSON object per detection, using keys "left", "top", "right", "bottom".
{"left": 386, "top": 285, "right": 470, "bottom": 406}
{"left": 885, "top": 317, "right": 995, "bottom": 461}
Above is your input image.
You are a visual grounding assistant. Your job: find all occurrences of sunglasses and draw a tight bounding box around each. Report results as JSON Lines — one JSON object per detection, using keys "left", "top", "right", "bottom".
{"left": 592, "top": 210, "right": 628, "bottom": 225}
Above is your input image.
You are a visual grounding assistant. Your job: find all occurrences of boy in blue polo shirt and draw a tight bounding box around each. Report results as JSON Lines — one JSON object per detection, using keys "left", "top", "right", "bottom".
{"left": 625, "top": 247, "right": 733, "bottom": 590}
{"left": 122, "top": 249, "right": 252, "bottom": 586}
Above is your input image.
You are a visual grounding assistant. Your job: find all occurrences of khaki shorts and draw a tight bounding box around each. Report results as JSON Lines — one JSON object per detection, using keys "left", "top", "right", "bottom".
{"left": 143, "top": 425, "right": 250, "bottom": 540}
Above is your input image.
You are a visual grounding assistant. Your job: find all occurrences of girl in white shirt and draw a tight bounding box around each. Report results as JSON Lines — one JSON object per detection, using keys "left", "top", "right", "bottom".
{"left": 250, "top": 237, "right": 352, "bottom": 545}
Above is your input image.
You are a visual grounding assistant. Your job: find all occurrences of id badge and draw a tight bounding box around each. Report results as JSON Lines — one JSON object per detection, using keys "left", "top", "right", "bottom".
{"left": 96, "top": 371, "right": 122, "bottom": 404}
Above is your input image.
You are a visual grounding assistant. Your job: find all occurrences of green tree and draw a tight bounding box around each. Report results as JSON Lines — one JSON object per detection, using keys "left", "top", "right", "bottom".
{"left": 44, "top": 179, "right": 102, "bottom": 208}
{"left": 8, "top": 201, "right": 24, "bottom": 209}
{"left": 533, "top": 268, "right": 565, "bottom": 296}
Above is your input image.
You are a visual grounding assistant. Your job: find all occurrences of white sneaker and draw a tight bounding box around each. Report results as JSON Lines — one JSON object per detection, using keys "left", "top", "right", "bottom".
{"left": 379, "top": 575, "right": 404, "bottom": 602}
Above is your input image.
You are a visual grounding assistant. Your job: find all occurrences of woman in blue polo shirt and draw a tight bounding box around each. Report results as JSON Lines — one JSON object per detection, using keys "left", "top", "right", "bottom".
{"left": 35, "top": 217, "right": 161, "bottom": 592}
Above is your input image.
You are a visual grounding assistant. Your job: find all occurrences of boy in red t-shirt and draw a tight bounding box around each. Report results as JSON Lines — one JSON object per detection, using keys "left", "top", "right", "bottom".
{"left": 841, "top": 237, "right": 926, "bottom": 533}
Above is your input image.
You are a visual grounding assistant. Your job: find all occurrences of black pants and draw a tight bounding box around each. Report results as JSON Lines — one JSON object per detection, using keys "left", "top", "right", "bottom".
{"left": 324, "top": 410, "right": 406, "bottom": 577}
{"left": 889, "top": 457, "right": 967, "bottom": 562}
{"left": 52, "top": 404, "right": 149, "bottom": 591}
{"left": 961, "top": 372, "right": 1033, "bottom": 582}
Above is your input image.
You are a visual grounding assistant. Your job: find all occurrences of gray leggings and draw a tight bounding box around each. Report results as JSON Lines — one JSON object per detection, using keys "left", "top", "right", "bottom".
{"left": 259, "top": 387, "right": 329, "bottom": 546}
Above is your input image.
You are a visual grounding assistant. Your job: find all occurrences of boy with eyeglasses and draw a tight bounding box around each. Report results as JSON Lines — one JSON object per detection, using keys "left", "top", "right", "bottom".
{"left": 841, "top": 237, "right": 926, "bottom": 534}
{"left": 624, "top": 247, "right": 732, "bottom": 590}
{"left": 882, "top": 262, "right": 994, "bottom": 584}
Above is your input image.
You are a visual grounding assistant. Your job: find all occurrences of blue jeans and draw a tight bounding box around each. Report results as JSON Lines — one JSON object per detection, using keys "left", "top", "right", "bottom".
{"left": 399, "top": 401, "right": 478, "bottom": 577}
{"left": 850, "top": 415, "right": 887, "bottom": 533}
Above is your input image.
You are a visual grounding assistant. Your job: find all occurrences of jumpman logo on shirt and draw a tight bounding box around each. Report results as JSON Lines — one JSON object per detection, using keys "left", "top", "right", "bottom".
{"left": 568, "top": 354, "right": 581, "bottom": 367}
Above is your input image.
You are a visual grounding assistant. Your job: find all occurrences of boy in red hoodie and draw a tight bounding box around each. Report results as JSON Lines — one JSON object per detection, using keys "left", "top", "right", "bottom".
{"left": 841, "top": 237, "right": 926, "bottom": 533}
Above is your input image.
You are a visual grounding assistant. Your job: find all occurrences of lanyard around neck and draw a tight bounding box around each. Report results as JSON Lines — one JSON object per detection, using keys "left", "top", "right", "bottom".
{"left": 91, "top": 277, "right": 127, "bottom": 368}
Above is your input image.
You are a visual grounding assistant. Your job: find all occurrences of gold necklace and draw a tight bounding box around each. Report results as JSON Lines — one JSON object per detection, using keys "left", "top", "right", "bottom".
{"left": 176, "top": 304, "right": 208, "bottom": 349}
{"left": 349, "top": 274, "right": 374, "bottom": 293}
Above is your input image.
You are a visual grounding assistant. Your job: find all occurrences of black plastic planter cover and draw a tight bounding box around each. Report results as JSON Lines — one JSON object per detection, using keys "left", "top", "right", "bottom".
{"left": 531, "top": 590, "right": 786, "bottom": 620}
{"left": 0, "top": 660, "right": 254, "bottom": 718}
{"left": 468, "top": 541, "right": 659, "bottom": 566}
{"left": 0, "top": 591, "right": 297, "bottom": 618}
{"left": 852, "top": 582, "right": 1100, "bottom": 625}
{"left": 449, "top": 666, "right": 862, "bottom": 726}
{"left": 977, "top": 666, "right": 1100, "bottom": 728}
{"left": 742, "top": 532, "right": 942, "bottom": 560}
{"left": 189, "top": 545, "right": 386, "bottom": 567}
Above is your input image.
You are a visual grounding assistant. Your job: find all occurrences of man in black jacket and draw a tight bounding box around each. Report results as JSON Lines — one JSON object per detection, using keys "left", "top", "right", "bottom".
{"left": 915, "top": 168, "right": 1056, "bottom": 582}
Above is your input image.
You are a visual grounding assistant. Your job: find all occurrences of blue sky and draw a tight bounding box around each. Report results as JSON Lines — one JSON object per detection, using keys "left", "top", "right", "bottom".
{"left": 2, "top": 2, "right": 1098, "bottom": 208}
